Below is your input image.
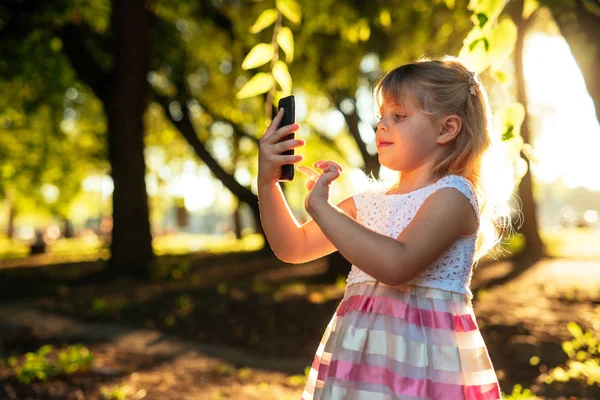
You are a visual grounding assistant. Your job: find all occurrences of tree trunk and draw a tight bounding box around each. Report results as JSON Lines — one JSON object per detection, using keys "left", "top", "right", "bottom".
{"left": 62, "top": 218, "right": 74, "bottom": 239}
{"left": 6, "top": 198, "right": 15, "bottom": 239}
{"left": 104, "top": 0, "right": 153, "bottom": 278}
{"left": 233, "top": 201, "right": 242, "bottom": 239}
{"left": 343, "top": 110, "right": 380, "bottom": 179}
{"left": 513, "top": 2, "right": 546, "bottom": 261}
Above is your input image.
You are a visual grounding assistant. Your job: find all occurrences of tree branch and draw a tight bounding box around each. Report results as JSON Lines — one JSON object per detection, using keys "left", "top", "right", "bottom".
{"left": 57, "top": 23, "right": 112, "bottom": 102}
{"left": 195, "top": 98, "right": 259, "bottom": 145}
{"left": 154, "top": 93, "right": 259, "bottom": 210}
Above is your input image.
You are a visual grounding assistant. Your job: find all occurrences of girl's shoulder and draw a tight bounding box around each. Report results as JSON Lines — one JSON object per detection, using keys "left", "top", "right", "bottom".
{"left": 430, "top": 174, "right": 480, "bottom": 217}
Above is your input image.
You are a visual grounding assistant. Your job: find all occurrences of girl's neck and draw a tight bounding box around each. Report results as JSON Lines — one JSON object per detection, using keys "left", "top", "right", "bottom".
{"left": 388, "top": 170, "right": 436, "bottom": 195}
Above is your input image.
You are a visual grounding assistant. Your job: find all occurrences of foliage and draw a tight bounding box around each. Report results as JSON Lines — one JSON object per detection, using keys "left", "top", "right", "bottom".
{"left": 0, "top": 0, "right": 109, "bottom": 220}
{"left": 502, "top": 384, "right": 540, "bottom": 399}
{"left": 0, "top": 0, "right": 554, "bottom": 256}
{"left": 544, "top": 322, "right": 600, "bottom": 386}
{"left": 237, "top": 0, "right": 299, "bottom": 117}
{"left": 7, "top": 344, "right": 94, "bottom": 384}
{"left": 100, "top": 384, "right": 130, "bottom": 400}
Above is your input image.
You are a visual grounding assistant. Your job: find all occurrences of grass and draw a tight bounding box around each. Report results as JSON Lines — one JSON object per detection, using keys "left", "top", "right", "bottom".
{"left": 542, "top": 226, "right": 600, "bottom": 259}
{"left": 1, "top": 226, "right": 598, "bottom": 265}
{"left": 0, "top": 233, "right": 265, "bottom": 264}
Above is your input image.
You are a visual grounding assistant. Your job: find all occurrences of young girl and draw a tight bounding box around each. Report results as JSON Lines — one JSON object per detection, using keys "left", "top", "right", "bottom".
{"left": 258, "top": 57, "right": 506, "bottom": 399}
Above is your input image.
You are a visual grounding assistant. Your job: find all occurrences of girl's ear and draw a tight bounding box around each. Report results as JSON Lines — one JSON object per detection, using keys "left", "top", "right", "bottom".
{"left": 436, "top": 115, "right": 462, "bottom": 144}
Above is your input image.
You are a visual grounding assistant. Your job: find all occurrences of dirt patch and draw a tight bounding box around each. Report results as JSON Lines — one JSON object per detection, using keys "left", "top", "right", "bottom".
{"left": 2, "top": 257, "right": 600, "bottom": 399}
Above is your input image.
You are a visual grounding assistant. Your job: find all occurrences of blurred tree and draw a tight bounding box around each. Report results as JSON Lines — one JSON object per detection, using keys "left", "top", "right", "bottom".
{"left": 0, "top": 5, "right": 107, "bottom": 240}
{"left": 0, "top": 0, "right": 153, "bottom": 277}
{"left": 459, "top": 0, "right": 548, "bottom": 264}
{"left": 506, "top": 0, "right": 546, "bottom": 261}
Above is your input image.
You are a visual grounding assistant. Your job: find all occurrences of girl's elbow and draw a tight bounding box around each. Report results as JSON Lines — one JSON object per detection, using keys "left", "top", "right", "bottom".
{"left": 273, "top": 247, "right": 302, "bottom": 264}
{"left": 378, "top": 262, "right": 405, "bottom": 286}
{"left": 380, "top": 260, "right": 417, "bottom": 286}
{"left": 273, "top": 249, "right": 293, "bottom": 263}
{"left": 381, "top": 274, "right": 406, "bottom": 286}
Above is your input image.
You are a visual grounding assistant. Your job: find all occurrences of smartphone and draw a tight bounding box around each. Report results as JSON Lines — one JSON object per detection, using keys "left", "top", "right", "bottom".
{"left": 276, "top": 95, "right": 296, "bottom": 182}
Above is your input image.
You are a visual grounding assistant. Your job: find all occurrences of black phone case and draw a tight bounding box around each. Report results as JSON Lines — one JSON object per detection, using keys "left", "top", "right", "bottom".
{"left": 276, "top": 95, "right": 295, "bottom": 181}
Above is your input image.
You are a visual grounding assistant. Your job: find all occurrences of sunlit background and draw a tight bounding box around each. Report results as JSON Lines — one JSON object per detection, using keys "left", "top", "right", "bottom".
{"left": 1, "top": 25, "right": 599, "bottom": 260}
{"left": 523, "top": 33, "right": 600, "bottom": 230}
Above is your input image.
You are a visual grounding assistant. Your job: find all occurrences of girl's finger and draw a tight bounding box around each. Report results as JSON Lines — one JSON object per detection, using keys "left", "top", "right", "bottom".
{"left": 283, "top": 154, "right": 304, "bottom": 164}
{"left": 296, "top": 165, "right": 320, "bottom": 181}
{"left": 315, "top": 167, "right": 341, "bottom": 186}
{"left": 263, "top": 108, "right": 285, "bottom": 137}
{"left": 275, "top": 138, "right": 305, "bottom": 153}
{"left": 265, "top": 123, "right": 300, "bottom": 145}
{"left": 313, "top": 160, "right": 343, "bottom": 173}
{"left": 306, "top": 180, "right": 315, "bottom": 191}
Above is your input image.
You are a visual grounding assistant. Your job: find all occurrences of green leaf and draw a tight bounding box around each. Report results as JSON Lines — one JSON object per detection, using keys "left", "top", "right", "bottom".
{"left": 236, "top": 73, "right": 274, "bottom": 99}
{"left": 469, "top": 0, "right": 506, "bottom": 23}
{"left": 502, "top": 125, "right": 514, "bottom": 141}
{"left": 495, "top": 103, "right": 525, "bottom": 141}
{"left": 276, "top": 0, "right": 302, "bottom": 24}
{"left": 358, "top": 19, "right": 371, "bottom": 42}
{"left": 488, "top": 18, "right": 517, "bottom": 63}
{"left": 521, "top": 143, "right": 538, "bottom": 164}
{"left": 444, "top": 0, "right": 455, "bottom": 9}
{"left": 379, "top": 9, "right": 392, "bottom": 28}
{"left": 567, "top": 321, "right": 584, "bottom": 338}
{"left": 459, "top": 18, "right": 516, "bottom": 73}
{"left": 469, "top": 37, "right": 484, "bottom": 52}
{"left": 272, "top": 61, "right": 292, "bottom": 95}
{"left": 476, "top": 13, "right": 488, "bottom": 28}
{"left": 241, "top": 43, "right": 274, "bottom": 70}
{"left": 493, "top": 69, "right": 508, "bottom": 82}
{"left": 277, "top": 27, "right": 294, "bottom": 63}
{"left": 483, "top": 37, "right": 490, "bottom": 51}
{"left": 562, "top": 341, "right": 575, "bottom": 358}
{"left": 249, "top": 9, "right": 278, "bottom": 34}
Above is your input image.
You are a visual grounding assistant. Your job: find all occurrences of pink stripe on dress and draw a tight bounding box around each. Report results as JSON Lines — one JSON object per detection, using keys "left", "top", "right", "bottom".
{"left": 311, "top": 355, "right": 323, "bottom": 371}
{"left": 337, "top": 295, "right": 477, "bottom": 332}
{"left": 320, "top": 359, "right": 500, "bottom": 399}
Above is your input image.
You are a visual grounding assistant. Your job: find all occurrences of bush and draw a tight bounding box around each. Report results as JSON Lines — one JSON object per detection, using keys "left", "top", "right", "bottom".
{"left": 8, "top": 344, "right": 94, "bottom": 384}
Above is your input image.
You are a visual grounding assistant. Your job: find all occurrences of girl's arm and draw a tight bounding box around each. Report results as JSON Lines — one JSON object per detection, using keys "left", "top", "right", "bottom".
{"left": 258, "top": 182, "right": 356, "bottom": 263}
{"left": 257, "top": 109, "right": 357, "bottom": 264}
{"left": 306, "top": 165, "right": 477, "bottom": 285}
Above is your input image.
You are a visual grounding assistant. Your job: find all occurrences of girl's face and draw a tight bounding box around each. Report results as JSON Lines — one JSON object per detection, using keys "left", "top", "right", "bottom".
{"left": 376, "top": 97, "right": 441, "bottom": 172}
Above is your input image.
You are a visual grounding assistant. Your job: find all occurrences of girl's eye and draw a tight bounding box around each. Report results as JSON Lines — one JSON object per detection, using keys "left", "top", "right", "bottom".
{"left": 394, "top": 114, "right": 406, "bottom": 120}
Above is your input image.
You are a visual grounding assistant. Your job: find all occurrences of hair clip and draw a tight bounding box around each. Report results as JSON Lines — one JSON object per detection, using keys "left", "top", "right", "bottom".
{"left": 468, "top": 71, "right": 480, "bottom": 95}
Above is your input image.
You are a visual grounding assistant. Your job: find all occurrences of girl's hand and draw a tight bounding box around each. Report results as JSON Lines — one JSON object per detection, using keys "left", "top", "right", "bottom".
{"left": 297, "top": 160, "right": 342, "bottom": 214}
{"left": 258, "top": 108, "right": 305, "bottom": 185}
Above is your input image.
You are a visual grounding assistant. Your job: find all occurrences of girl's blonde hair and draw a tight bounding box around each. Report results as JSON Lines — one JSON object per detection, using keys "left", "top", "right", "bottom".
{"left": 374, "top": 56, "right": 513, "bottom": 261}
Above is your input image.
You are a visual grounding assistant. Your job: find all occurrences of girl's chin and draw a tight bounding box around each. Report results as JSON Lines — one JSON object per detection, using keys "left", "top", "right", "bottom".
{"left": 377, "top": 157, "right": 401, "bottom": 172}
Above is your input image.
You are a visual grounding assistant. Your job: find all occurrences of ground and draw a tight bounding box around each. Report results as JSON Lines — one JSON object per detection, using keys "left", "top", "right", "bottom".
{"left": 1, "top": 253, "right": 599, "bottom": 399}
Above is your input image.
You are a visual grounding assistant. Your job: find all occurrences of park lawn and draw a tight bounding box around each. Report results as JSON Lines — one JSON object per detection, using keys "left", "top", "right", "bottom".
{"left": 1, "top": 227, "right": 599, "bottom": 266}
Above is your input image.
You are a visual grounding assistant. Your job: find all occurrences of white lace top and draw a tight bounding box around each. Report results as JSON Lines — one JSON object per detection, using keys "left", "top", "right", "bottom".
{"left": 347, "top": 175, "right": 479, "bottom": 297}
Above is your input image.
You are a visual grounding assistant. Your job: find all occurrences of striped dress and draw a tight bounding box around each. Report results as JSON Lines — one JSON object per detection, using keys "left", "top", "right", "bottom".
{"left": 302, "top": 175, "right": 501, "bottom": 400}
